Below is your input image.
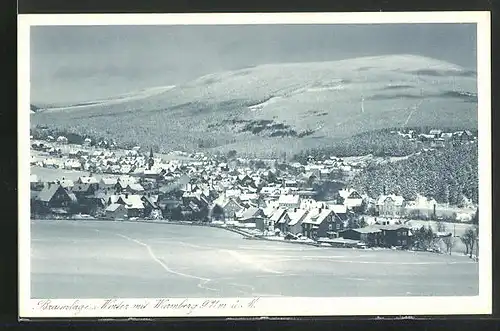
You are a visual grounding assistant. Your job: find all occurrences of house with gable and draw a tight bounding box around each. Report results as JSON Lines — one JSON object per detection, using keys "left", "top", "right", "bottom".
{"left": 269, "top": 208, "right": 289, "bottom": 232}
{"left": 237, "top": 206, "right": 266, "bottom": 229}
{"left": 283, "top": 208, "right": 309, "bottom": 235}
{"left": 376, "top": 194, "right": 406, "bottom": 217}
{"left": 34, "top": 183, "right": 78, "bottom": 214}
{"left": 115, "top": 176, "right": 137, "bottom": 192}
{"left": 105, "top": 203, "right": 128, "bottom": 220}
{"left": 338, "top": 188, "right": 363, "bottom": 209}
{"left": 76, "top": 176, "right": 99, "bottom": 186}
{"left": 211, "top": 194, "right": 244, "bottom": 222}
{"left": 301, "top": 208, "right": 344, "bottom": 240}
{"left": 116, "top": 193, "right": 145, "bottom": 218}
{"left": 99, "top": 177, "right": 118, "bottom": 194}
{"left": 125, "top": 183, "right": 145, "bottom": 194}
{"left": 71, "top": 182, "right": 98, "bottom": 200}
{"left": 429, "top": 129, "right": 442, "bottom": 138}
{"left": 375, "top": 224, "right": 412, "bottom": 248}
{"left": 453, "top": 130, "right": 474, "bottom": 142}
{"left": 339, "top": 227, "right": 382, "bottom": 247}
{"left": 141, "top": 194, "right": 161, "bottom": 218}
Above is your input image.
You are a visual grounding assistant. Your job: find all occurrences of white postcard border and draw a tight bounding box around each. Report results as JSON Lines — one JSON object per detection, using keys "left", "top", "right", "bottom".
{"left": 18, "top": 11, "right": 492, "bottom": 318}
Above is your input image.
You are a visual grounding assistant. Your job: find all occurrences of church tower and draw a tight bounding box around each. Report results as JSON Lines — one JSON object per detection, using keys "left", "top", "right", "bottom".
{"left": 148, "top": 147, "right": 154, "bottom": 170}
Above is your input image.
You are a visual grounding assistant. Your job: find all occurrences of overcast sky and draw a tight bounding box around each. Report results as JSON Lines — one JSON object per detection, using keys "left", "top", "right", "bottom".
{"left": 30, "top": 23, "right": 477, "bottom": 105}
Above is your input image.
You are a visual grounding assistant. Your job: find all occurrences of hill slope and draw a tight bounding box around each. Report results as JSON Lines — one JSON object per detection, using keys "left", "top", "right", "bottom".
{"left": 30, "top": 54, "right": 478, "bottom": 156}
{"left": 350, "top": 142, "right": 478, "bottom": 204}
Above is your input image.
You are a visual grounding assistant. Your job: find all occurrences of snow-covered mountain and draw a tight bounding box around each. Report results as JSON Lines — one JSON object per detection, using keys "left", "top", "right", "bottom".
{"left": 31, "top": 54, "right": 477, "bottom": 155}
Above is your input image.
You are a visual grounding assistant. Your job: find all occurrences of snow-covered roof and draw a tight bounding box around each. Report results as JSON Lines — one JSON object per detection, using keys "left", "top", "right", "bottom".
{"left": 302, "top": 208, "right": 332, "bottom": 225}
{"left": 127, "top": 183, "right": 145, "bottom": 192}
{"left": 338, "top": 188, "right": 362, "bottom": 200}
{"left": 278, "top": 194, "right": 300, "bottom": 205}
{"left": 59, "top": 179, "right": 74, "bottom": 188}
{"left": 287, "top": 209, "right": 308, "bottom": 226}
{"left": 239, "top": 207, "right": 263, "bottom": 221}
{"left": 328, "top": 204, "right": 347, "bottom": 214}
{"left": 347, "top": 227, "right": 382, "bottom": 234}
{"left": 270, "top": 208, "right": 287, "bottom": 222}
{"left": 78, "top": 176, "right": 99, "bottom": 184}
{"left": 119, "top": 194, "right": 144, "bottom": 209}
{"left": 376, "top": 224, "right": 410, "bottom": 231}
{"left": 260, "top": 186, "right": 280, "bottom": 195}
{"left": 376, "top": 194, "right": 405, "bottom": 206}
{"left": 101, "top": 177, "right": 117, "bottom": 185}
{"left": 118, "top": 176, "right": 137, "bottom": 186}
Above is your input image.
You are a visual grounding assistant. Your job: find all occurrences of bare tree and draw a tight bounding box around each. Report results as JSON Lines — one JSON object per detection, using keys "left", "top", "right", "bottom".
{"left": 442, "top": 236, "right": 455, "bottom": 255}
{"left": 461, "top": 226, "right": 478, "bottom": 258}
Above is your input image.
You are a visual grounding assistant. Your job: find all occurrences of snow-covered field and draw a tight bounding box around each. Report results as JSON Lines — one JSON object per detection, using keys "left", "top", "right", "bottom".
{"left": 30, "top": 166, "right": 118, "bottom": 182}
{"left": 39, "top": 85, "right": 176, "bottom": 113}
{"left": 30, "top": 220, "right": 478, "bottom": 299}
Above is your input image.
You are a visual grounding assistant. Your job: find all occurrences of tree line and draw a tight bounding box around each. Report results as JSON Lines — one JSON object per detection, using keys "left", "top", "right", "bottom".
{"left": 350, "top": 142, "right": 478, "bottom": 204}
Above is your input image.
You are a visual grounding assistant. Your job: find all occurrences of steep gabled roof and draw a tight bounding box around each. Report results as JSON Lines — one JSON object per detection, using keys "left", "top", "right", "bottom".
{"left": 287, "top": 209, "right": 308, "bottom": 226}
{"left": 72, "top": 183, "right": 93, "bottom": 193}
{"left": 118, "top": 194, "right": 144, "bottom": 209}
{"left": 78, "top": 176, "right": 99, "bottom": 184}
{"left": 239, "top": 207, "right": 263, "bottom": 221}
{"left": 127, "top": 183, "right": 145, "bottom": 192}
{"left": 270, "top": 208, "right": 287, "bottom": 222}
{"left": 36, "top": 185, "right": 62, "bottom": 202}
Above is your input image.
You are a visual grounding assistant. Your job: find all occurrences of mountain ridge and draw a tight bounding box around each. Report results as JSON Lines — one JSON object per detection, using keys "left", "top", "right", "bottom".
{"left": 30, "top": 54, "right": 478, "bottom": 156}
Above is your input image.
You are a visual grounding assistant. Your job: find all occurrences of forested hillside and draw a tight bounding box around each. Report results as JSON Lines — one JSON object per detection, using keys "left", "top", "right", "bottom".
{"left": 292, "top": 130, "right": 420, "bottom": 162}
{"left": 31, "top": 55, "right": 477, "bottom": 156}
{"left": 350, "top": 142, "right": 478, "bottom": 204}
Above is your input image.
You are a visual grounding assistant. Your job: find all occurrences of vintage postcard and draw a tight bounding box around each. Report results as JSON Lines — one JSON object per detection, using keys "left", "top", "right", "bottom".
{"left": 18, "top": 12, "right": 491, "bottom": 318}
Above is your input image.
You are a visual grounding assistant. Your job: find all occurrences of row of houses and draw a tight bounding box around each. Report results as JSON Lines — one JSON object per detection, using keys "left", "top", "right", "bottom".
{"left": 393, "top": 129, "right": 476, "bottom": 148}
{"left": 30, "top": 179, "right": 412, "bottom": 248}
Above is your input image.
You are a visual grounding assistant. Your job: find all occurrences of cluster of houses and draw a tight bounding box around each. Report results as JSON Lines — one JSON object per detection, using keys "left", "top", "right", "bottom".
{"left": 30, "top": 170, "right": 416, "bottom": 248}
{"left": 29, "top": 134, "right": 477, "bottom": 249}
{"left": 392, "top": 128, "right": 476, "bottom": 149}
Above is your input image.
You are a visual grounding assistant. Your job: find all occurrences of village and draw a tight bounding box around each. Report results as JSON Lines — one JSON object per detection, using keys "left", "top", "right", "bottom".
{"left": 29, "top": 128, "right": 479, "bottom": 255}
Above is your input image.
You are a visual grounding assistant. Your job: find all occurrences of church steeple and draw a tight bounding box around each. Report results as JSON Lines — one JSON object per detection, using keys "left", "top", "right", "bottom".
{"left": 148, "top": 147, "right": 154, "bottom": 170}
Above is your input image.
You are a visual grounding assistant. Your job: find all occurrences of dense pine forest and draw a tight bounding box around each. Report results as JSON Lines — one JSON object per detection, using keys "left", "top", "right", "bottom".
{"left": 349, "top": 141, "right": 478, "bottom": 204}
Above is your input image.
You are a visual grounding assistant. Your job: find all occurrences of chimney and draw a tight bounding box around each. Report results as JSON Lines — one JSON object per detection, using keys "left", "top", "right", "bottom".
{"left": 125, "top": 193, "right": 129, "bottom": 199}
{"left": 294, "top": 208, "right": 297, "bottom": 212}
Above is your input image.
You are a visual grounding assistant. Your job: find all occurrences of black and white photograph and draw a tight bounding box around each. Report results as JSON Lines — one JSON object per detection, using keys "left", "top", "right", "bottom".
{"left": 18, "top": 12, "right": 491, "bottom": 318}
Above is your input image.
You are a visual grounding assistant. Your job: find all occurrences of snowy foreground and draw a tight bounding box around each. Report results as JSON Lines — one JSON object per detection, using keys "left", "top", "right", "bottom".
{"left": 31, "top": 220, "right": 478, "bottom": 299}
